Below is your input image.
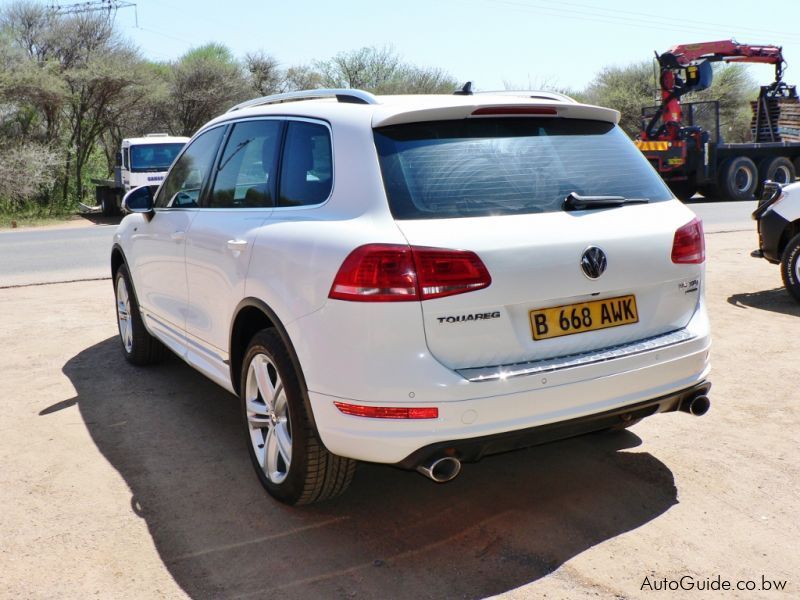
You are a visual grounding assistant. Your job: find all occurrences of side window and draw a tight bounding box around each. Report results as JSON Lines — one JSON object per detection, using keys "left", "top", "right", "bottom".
{"left": 278, "top": 121, "right": 332, "bottom": 207}
{"left": 155, "top": 126, "right": 225, "bottom": 209}
{"left": 209, "top": 120, "right": 282, "bottom": 208}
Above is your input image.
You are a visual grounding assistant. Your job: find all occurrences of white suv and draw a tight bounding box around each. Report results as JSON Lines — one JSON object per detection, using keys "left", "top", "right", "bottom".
{"left": 113, "top": 89, "right": 711, "bottom": 505}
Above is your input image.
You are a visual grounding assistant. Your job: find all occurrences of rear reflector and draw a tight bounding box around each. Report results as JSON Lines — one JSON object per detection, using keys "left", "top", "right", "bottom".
{"left": 334, "top": 402, "right": 439, "bottom": 419}
{"left": 329, "top": 244, "right": 491, "bottom": 301}
{"left": 672, "top": 217, "right": 705, "bottom": 264}
{"left": 471, "top": 106, "right": 557, "bottom": 116}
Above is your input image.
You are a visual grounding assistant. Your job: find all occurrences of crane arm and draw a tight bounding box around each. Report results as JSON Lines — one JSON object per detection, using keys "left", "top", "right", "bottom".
{"left": 662, "top": 40, "right": 784, "bottom": 68}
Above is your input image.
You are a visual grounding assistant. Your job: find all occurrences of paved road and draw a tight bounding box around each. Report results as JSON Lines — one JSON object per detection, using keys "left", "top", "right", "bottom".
{"left": 0, "top": 200, "right": 758, "bottom": 287}
{"left": 686, "top": 198, "right": 757, "bottom": 233}
{"left": 0, "top": 223, "right": 116, "bottom": 287}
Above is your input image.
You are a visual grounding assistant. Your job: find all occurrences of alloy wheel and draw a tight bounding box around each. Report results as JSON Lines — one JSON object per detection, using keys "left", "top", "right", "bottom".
{"left": 116, "top": 276, "right": 133, "bottom": 353}
{"left": 245, "top": 354, "right": 292, "bottom": 484}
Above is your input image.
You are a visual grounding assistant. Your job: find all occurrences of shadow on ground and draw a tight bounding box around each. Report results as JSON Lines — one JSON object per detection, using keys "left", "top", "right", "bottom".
{"left": 728, "top": 287, "right": 800, "bottom": 317}
{"left": 51, "top": 337, "right": 679, "bottom": 599}
{"left": 77, "top": 213, "right": 123, "bottom": 226}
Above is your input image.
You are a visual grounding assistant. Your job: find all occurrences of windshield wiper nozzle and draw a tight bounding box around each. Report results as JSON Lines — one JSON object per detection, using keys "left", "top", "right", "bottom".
{"left": 563, "top": 192, "right": 649, "bottom": 211}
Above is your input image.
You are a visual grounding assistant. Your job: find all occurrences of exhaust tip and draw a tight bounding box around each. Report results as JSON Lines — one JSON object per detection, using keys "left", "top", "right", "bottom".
{"left": 682, "top": 394, "right": 710, "bottom": 416}
{"left": 416, "top": 456, "right": 462, "bottom": 483}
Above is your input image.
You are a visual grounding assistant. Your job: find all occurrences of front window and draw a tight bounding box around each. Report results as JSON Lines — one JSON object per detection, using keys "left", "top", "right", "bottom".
{"left": 374, "top": 118, "right": 673, "bottom": 219}
{"left": 154, "top": 128, "right": 225, "bottom": 209}
{"left": 129, "top": 143, "right": 186, "bottom": 173}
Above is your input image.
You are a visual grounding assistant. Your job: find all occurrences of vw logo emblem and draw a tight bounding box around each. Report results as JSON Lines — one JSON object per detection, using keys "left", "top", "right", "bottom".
{"left": 581, "top": 246, "right": 607, "bottom": 279}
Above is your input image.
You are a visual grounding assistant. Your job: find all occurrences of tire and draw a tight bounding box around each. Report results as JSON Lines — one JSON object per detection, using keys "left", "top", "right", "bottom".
{"left": 759, "top": 156, "right": 796, "bottom": 186}
{"left": 792, "top": 156, "right": 800, "bottom": 176}
{"left": 240, "top": 329, "right": 356, "bottom": 505}
{"left": 780, "top": 232, "right": 800, "bottom": 304}
{"left": 668, "top": 181, "right": 697, "bottom": 202}
{"left": 718, "top": 156, "right": 758, "bottom": 201}
{"left": 114, "top": 264, "right": 165, "bottom": 365}
{"left": 100, "top": 189, "right": 119, "bottom": 217}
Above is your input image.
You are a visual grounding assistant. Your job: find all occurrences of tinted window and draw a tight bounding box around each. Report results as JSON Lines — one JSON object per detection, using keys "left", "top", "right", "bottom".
{"left": 278, "top": 121, "right": 332, "bottom": 207}
{"left": 155, "top": 127, "right": 225, "bottom": 209}
{"left": 129, "top": 143, "right": 186, "bottom": 172}
{"left": 209, "top": 120, "right": 282, "bottom": 208}
{"left": 374, "top": 118, "right": 673, "bottom": 219}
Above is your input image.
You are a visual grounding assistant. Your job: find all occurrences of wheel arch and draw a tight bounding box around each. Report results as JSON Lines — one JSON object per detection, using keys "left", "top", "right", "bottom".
{"left": 229, "top": 298, "right": 319, "bottom": 431}
{"left": 779, "top": 219, "right": 800, "bottom": 257}
{"left": 111, "top": 243, "right": 126, "bottom": 281}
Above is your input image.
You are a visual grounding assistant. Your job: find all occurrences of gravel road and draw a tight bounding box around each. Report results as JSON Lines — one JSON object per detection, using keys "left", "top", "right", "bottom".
{"left": 0, "top": 229, "right": 796, "bottom": 599}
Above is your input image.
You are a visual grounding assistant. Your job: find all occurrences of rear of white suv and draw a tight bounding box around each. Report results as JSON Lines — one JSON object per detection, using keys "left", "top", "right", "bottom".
{"left": 112, "top": 90, "right": 711, "bottom": 505}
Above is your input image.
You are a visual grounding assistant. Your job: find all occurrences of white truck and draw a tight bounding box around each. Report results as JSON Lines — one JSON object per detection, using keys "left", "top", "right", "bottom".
{"left": 93, "top": 134, "right": 189, "bottom": 216}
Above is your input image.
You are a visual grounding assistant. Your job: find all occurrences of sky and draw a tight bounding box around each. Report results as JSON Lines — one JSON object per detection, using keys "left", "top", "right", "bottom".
{"left": 24, "top": 0, "right": 800, "bottom": 92}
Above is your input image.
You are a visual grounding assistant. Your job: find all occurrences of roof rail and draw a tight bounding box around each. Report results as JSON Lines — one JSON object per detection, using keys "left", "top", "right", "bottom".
{"left": 227, "top": 88, "right": 379, "bottom": 112}
{"left": 476, "top": 90, "right": 578, "bottom": 104}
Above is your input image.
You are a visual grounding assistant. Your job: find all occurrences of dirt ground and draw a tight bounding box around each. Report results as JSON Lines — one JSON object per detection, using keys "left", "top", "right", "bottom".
{"left": 0, "top": 230, "right": 797, "bottom": 599}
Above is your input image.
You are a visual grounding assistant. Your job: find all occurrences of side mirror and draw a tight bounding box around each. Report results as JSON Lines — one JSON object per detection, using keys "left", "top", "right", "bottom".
{"left": 115, "top": 151, "right": 123, "bottom": 167}
{"left": 122, "top": 185, "right": 157, "bottom": 214}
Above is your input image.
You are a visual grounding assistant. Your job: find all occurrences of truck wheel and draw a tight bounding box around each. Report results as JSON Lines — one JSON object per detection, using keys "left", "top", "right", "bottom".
{"left": 668, "top": 182, "right": 697, "bottom": 201}
{"left": 114, "top": 264, "right": 165, "bottom": 365}
{"left": 760, "top": 156, "right": 796, "bottom": 185}
{"left": 718, "top": 156, "right": 758, "bottom": 201}
{"left": 780, "top": 232, "right": 800, "bottom": 303}
{"left": 101, "top": 190, "right": 119, "bottom": 217}
{"left": 241, "top": 329, "right": 356, "bottom": 505}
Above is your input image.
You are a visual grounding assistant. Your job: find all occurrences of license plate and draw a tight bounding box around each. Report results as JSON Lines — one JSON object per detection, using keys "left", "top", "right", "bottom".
{"left": 529, "top": 295, "right": 639, "bottom": 341}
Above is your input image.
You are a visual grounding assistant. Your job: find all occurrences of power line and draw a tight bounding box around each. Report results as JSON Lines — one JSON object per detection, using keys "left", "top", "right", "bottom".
{"left": 466, "top": 0, "right": 800, "bottom": 44}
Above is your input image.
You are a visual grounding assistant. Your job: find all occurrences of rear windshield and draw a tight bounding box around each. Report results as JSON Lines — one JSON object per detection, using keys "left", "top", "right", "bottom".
{"left": 374, "top": 118, "right": 672, "bottom": 219}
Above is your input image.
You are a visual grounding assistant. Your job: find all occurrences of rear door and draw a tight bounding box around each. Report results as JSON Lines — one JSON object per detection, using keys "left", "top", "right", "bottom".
{"left": 374, "top": 117, "right": 703, "bottom": 370}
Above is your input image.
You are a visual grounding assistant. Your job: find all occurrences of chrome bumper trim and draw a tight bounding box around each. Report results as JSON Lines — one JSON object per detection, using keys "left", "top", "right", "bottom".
{"left": 457, "top": 329, "right": 696, "bottom": 382}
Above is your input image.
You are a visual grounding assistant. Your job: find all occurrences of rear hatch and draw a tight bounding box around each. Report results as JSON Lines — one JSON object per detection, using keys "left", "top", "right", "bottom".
{"left": 374, "top": 115, "right": 703, "bottom": 370}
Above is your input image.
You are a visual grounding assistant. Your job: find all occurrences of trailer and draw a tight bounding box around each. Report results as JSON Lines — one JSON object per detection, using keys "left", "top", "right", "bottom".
{"left": 636, "top": 40, "right": 800, "bottom": 201}
{"left": 93, "top": 134, "right": 189, "bottom": 216}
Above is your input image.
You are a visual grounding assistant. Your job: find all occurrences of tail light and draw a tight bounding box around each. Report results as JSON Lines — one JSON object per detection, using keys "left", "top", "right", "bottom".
{"left": 329, "top": 244, "right": 491, "bottom": 302}
{"left": 672, "top": 217, "right": 705, "bottom": 264}
{"left": 334, "top": 401, "right": 438, "bottom": 419}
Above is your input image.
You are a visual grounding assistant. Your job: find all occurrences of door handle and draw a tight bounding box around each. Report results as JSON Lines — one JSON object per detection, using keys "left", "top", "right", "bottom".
{"left": 227, "top": 240, "right": 248, "bottom": 253}
{"left": 170, "top": 230, "right": 186, "bottom": 242}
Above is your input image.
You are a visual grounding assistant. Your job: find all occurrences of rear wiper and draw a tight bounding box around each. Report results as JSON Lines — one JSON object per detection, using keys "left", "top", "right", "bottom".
{"left": 563, "top": 192, "right": 649, "bottom": 211}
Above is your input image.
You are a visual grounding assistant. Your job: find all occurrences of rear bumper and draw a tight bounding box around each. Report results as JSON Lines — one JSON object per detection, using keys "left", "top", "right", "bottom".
{"left": 308, "top": 326, "right": 711, "bottom": 464}
{"left": 396, "top": 380, "right": 710, "bottom": 469}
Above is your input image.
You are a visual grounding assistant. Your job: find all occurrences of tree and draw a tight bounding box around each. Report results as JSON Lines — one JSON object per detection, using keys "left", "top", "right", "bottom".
{"left": 583, "top": 61, "right": 655, "bottom": 137}
{"left": 314, "top": 46, "right": 458, "bottom": 94}
{"left": 245, "top": 50, "right": 284, "bottom": 96}
{"left": 169, "top": 43, "right": 250, "bottom": 136}
{"left": 283, "top": 64, "right": 323, "bottom": 92}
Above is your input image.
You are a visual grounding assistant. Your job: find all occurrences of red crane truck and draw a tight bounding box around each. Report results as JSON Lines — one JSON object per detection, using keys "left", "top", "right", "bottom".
{"left": 636, "top": 40, "right": 800, "bottom": 201}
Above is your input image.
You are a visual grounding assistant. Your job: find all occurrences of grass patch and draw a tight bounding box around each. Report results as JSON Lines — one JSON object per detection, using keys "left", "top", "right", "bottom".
{"left": 0, "top": 202, "right": 80, "bottom": 230}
